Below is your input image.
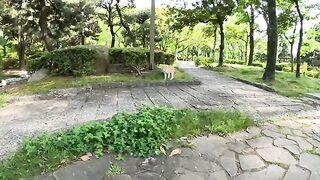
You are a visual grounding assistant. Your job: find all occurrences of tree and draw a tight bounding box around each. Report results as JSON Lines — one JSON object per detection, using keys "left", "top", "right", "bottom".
{"left": 278, "top": 5, "right": 298, "bottom": 72}
{"left": 115, "top": 0, "right": 137, "bottom": 47}
{"left": 68, "top": 1, "right": 101, "bottom": 45}
{"left": 293, "top": 0, "right": 303, "bottom": 78}
{"left": 262, "top": 0, "right": 277, "bottom": 81}
{"left": 99, "top": 0, "right": 118, "bottom": 47}
{"left": 168, "top": 0, "right": 236, "bottom": 66}
{"left": 237, "top": 0, "right": 259, "bottom": 65}
{"left": 0, "top": 0, "right": 36, "bottom": 69}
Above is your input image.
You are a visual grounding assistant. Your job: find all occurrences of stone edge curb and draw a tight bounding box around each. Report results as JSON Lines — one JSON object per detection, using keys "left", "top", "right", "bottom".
{"left": 6, "top": 79, "right": 202, "bottom": 103}
{"left": 232, "top": 78, "right": 276, "bottom": 92}
{"left": 305, "top": 93, "right": 320, "bottom": 101}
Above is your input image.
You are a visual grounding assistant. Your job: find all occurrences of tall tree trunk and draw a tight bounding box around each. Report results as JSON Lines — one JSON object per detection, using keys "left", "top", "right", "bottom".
{"left": 263, "top": 0, "right": 277, "bottom": 81}
{"left": 107, "top": 4, "right": 116, "bottom": 48}
{"left": 217, "top": 17, "right": 225, "bottom": 67}
{"left": 17, "top": 38, "right": 26, "bottom": 69}
{"left": 115, "top": 0, "right": 136, "bottom": 47}
{"left": 212, "top": 27, "right": 217, "bottom": 62}
{"left": 248, "top": 5, "right": 255, "bottom": 66}
{"left": 295, "top": 0, "right": 303, "bottom": 78}
{"left": 245, "top": 35, "right": 249, "bottom": 64}
{"left": 80, "top": 33, "right": 85, "bottom": 45}
{"left": 39, "top": 0, "right": 53, "bottom": 51}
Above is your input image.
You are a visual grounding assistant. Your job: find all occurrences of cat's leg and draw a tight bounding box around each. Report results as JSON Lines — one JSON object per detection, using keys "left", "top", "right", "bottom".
{"left": 170, "top": 72, "right": 174, "bottom": 80}
{"left": 164, "top": 72, "right": 167, "bottom": 80}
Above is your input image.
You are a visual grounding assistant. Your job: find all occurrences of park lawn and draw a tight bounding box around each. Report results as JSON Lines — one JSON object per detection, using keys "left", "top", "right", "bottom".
{"left": 210, "top": 64, "right": 320, "bottom": 97}
{"left": 6, "top": 68, "right": 191, "bottom": 95}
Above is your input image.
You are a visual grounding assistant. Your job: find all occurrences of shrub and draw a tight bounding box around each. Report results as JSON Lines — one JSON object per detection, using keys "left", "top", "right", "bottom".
{"left": 251, "top": 62, "right": 264, "bottom": 68}
{"left": 1, "top": 53, "right": 19, "bottom": 69}
{"left": 283, "top": 66, "right": 292, "bottom": 72}
{"left": 27, "top": 46, "right": 99, "bottom": 76}
{"left": 225, "top": 59, "right": 245, "bottom": 65}
{"left": 275, "top": 63, "right": 290, "bottom": 71}
{"left": 195, "top": 56, "right": 212, "bottom": 67}
{"left": 109, "top": 48, "right": 174, "bottom": 75}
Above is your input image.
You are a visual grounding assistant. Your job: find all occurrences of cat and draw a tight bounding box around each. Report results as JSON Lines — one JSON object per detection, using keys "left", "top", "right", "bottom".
{"left": 162, "top": 65, "right": 175, "bottom": 80}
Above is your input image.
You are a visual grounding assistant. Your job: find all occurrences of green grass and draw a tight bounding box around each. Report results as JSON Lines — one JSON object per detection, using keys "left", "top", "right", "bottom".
{"left": 5, "top": 68, "right": 191, "bottom": 95}
{"left": 0, "top": 106, "right": 252, "bottom": 179}
{"left": 210, "top": 64, "right": 320, "bottom": 97}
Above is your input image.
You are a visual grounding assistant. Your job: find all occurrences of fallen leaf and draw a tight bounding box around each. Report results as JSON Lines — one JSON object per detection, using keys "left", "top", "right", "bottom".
{"left": 80, "top": 152, "right": 93, "bottom": 161}
{"left": 169, "top": 148, "right": 182, "bottom": 157}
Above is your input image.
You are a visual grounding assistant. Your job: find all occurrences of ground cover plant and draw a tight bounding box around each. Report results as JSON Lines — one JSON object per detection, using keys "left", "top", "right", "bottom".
{"left": 0, "top": 106, "right": 252, "bottom": 179}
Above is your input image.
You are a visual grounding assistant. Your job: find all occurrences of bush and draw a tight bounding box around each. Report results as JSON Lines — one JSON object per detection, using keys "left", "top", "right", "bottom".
{"left": 1, "top": 53, "right": 19, "bottom": 69}
{"left": 283, "top": 66, "right": 292, "bottom": 72}
{"left": 251, "top": 62, "right": 264, "bottom": 68}
{"left": 109, "top": 48, "right": 174, "bottom": 75}
{"left": 225, "top": 59, "right": 245, "bottom": 65}
{"left": 275, "top": 63, "right": 290, "bottom": 71}
{"left": 195, "top": 56, "right": 212, "bottom": 67}
{"left": 27, "top": 46, "right": 99, "bottom": 76}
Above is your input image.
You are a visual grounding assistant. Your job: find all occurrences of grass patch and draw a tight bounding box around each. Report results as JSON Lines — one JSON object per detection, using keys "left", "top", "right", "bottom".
{"left": 0, "top": 106, "right": 252, "bottom": 179}
{"left": 0, "top": 93, "right": 6, "bottom": 107}
{"left": 210, "top": 64, "right": 320, "bottom": 97}
{"left": 5, "top": 68, "right": 191, "bottom": 95}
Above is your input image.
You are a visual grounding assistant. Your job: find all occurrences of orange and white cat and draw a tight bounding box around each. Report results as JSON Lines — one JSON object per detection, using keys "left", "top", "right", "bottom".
{"left": 162, "top": 65, "right": 175, "bottom": 80}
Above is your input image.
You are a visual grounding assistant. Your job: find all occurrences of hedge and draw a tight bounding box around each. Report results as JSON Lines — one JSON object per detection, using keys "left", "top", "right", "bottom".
{"left": 194, "top": 56, "right": 212, "bottom": 67}
{"left": 109, "top": 48, "right": 174, "bottom": 75}
{"left": 27, "top": 46, "right": 99, "bottom": 76}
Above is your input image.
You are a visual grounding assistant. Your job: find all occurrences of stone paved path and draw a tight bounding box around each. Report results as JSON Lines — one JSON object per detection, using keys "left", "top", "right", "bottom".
{"left": 0, "top": 61, "right": 313, "bottom": 157}
{"left": 37, "top": 112, "right": 320, "bottom": 180}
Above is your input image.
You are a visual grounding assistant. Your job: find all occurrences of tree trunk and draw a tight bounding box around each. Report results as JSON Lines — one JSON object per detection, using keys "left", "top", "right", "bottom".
{"left": 263, "top": 0, "right": 277, "bottom": 81}
{"left": 39, "top": 0, "right": 54, "bottom": 51}
{"left": 295, "top": 0, "right": 303, "bottom": 78}
{"left": 212, "top": 27, "right": 217, "bottom": 62}
{"left": 289, "top": 42, "right": 294, "bottom": 72}
{"left": 218, "top": 17, "right": 225, "bottom": 67}
{"left": 245, "top": 34, "right": 249, "bottom": 64}
{"left": 107, "top": 4, "right": 116, "bottom": 48}
{"left": 248, "top": 5, "right": 255, "bottom": 66}
{"left": 17, "top": 38, "right": 26, "bottom": 69}
{"left": 80, "top": 33, "right": 85, "bottom": 45}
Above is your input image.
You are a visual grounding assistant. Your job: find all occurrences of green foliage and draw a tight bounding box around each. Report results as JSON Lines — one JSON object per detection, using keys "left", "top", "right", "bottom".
{"left": 109, "top": 48, "right": 148, "bottom": 75}
{"left": 109, "top": 48, "right": 174, "bottom": 75}
{"left": 1, "top": 53, "right": 19, "bottom": 69}
{"left": 225, "top": 59, "right": 246, "bottom": 65}
{"left": 195, "top": 56, "right": 212, "bottom": 67}
{"left": 0, "top": 106, "right": 252, "bottom": 179}
{"left": 275, "top": 63, "right": 290, "bottom": 71}
{"left": 251, "top": 62, "right": 265, "bottom": 68}
{"left": 106, "top": 165, "right": 124, "bottom": 176}
{"left": 210, "top": 64, "right": 320, "bottom": 97}
{"left": 27, "top": 46, "right": 99, "bottom": 76}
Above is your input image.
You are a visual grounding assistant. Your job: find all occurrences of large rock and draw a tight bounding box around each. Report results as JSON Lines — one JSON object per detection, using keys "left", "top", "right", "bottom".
{"left": 28, "top": 68, "right": 49, "bottom": 82}
{"left": 235, "top": 165, "right": 285, "bottom": 180}
{"left": 256, "top": 147, "right": 297, "bottom": 165}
